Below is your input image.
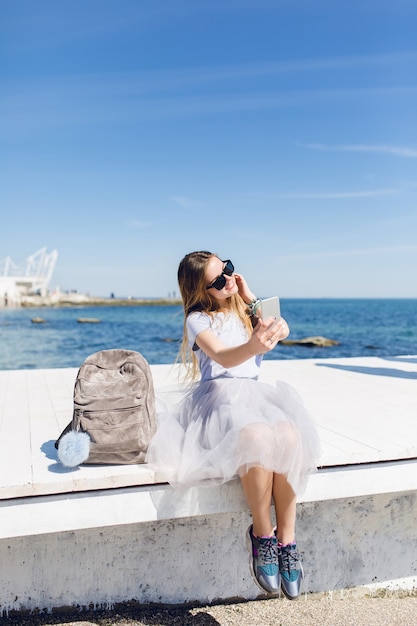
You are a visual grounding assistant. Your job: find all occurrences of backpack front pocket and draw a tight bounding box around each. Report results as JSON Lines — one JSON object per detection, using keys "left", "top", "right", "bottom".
{"left": 75, "top": 406, "right": 152, "bottom": 463}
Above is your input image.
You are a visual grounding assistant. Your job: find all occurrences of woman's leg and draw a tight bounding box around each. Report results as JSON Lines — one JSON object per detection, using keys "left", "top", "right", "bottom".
{"left": 272, "top": 472, "right": 303, "bottom": 600}
{"left": 272, "top": 473, "right": 296, "bottom": 544}
{"left": 241, "top": 466, "right": 280, "bottom": 595}
{"left": 240, "top": 466, "right": 275, "bottom": 536}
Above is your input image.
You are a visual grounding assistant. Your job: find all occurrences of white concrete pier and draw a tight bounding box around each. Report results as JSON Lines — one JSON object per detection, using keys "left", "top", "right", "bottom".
{"left": 0, "top": 356, "right": 416, "bottom": 614}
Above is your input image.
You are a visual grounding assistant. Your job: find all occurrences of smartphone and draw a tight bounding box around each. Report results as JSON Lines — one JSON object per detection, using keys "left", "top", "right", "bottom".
{"left": 258, "top": 296, "right": 281, "bottom": 320}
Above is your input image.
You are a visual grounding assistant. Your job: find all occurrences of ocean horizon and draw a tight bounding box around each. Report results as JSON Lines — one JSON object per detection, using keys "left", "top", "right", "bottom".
{"left": 0, "top": 298, "right": 416, "bottom": 370}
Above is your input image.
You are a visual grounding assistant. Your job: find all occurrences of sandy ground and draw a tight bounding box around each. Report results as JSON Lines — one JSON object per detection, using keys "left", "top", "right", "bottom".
{"left": 3, "top": 594, "right": 417, "bottom": 626}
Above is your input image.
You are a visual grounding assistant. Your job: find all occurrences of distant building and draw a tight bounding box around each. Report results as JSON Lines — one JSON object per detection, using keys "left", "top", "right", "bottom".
{"left": 0, "top": 247, "right": 58, "bottom": 306}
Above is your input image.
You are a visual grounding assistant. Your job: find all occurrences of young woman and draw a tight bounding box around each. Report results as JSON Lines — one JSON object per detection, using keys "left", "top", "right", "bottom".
{"left": 147, "top": 251, "right": 320, "bottom": 599}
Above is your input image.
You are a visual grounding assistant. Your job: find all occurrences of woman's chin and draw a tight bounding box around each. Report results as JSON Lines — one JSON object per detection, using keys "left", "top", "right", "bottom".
{"left": 226, "top": 285, "right": 239, "bottom": 297}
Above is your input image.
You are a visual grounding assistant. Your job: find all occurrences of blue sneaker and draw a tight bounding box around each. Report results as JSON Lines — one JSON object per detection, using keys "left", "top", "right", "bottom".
{"left": 278, "top": 542, "right": 304, "bottom": 600}
{"left": 246, "top": 525, "right": 280, "bottom": 595}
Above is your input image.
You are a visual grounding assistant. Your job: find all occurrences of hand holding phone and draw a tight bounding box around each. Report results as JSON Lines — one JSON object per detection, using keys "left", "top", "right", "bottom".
{"left": 258, "top": 296, "right": 281, "bottom": 321}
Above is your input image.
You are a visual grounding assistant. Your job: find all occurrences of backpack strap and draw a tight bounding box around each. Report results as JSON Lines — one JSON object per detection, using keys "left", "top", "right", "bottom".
{"left": 54, "top": 420, "right": 73, "bottom": 449}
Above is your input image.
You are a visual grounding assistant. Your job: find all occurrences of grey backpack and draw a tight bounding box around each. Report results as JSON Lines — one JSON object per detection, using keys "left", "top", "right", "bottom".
{"left": 55, "top": 349, "right": 157, "bottom": 467}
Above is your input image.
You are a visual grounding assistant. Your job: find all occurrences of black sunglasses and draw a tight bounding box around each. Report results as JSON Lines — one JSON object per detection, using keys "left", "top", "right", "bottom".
{"left": 206, "top": 259, "right": 235, "bottom": 291}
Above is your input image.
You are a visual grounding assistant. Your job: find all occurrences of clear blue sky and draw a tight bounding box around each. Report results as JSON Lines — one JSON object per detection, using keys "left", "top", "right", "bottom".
{"left": 1, "top": 0, "right": 416, "bottom": 298}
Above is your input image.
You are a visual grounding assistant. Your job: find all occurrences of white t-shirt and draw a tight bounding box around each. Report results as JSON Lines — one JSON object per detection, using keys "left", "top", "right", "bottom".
{"left": 186, "top": 311, "right": 263, "bottom": 381}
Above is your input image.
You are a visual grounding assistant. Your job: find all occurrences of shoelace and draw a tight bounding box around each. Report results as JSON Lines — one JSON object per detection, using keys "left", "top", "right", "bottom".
{"left": 257, "top": 537, "right": 278, "bottom": 565}
{"left": 279, "top": 545, "right": 300, "bottom": 573}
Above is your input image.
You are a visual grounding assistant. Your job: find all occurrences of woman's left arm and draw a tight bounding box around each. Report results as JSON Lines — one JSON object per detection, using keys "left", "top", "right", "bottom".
{"left": 234, "top": 273, "right": 257, "bottom": 305}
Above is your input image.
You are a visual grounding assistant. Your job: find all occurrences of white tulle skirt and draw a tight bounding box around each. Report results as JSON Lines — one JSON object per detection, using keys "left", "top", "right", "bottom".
{"left": 146, "top": 377, "right": 320, "bottom": 496}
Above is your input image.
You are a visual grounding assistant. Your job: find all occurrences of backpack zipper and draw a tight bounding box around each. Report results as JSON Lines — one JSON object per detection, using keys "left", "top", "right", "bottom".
{"left": 75, "top": 405, "right": 142, "bottom": 416}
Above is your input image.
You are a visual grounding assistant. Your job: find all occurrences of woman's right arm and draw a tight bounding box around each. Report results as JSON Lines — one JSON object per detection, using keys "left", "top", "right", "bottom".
{"left": 195, "top": 317, "right": 289, "bottom": 369}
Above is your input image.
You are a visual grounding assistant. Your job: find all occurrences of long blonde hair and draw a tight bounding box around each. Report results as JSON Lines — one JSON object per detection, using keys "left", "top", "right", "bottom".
{"left": 177, "top": 251, "right": 252, "bottom": 380}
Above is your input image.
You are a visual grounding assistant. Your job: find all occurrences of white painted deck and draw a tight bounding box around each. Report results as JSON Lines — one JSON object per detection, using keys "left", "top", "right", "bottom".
{"left": 1, "top": 355, "right": 416, "bottom": 501}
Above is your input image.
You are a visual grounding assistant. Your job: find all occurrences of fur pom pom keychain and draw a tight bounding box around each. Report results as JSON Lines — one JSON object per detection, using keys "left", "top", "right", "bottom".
{"left": 57, "top": 431, "right": 91, "bottom": 468}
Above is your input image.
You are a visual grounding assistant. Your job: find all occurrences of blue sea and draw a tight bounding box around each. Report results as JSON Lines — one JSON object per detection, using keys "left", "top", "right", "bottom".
{"left": 0, "top": 299, "right": 416, "bottom": 370}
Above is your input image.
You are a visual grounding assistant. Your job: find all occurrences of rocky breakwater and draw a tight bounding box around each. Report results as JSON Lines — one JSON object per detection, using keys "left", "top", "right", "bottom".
{"left": 20, "top": 293, "right": 182, "bottom": 307}
{"left": 281, "top": 336, "right": 339, "bottom": 347}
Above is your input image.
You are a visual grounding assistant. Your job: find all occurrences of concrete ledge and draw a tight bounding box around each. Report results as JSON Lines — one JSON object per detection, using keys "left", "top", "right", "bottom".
{"left": 1, "top": 488, "right": 416, "bottom": 614}
{"left": 1, "top": 459, "right": 416, "bottom": 613}
{"left": 1, "top": 356, "right": 416, "bottom": 613}
{"left": 1, "top": 459, "right": 417, "bottom": 540}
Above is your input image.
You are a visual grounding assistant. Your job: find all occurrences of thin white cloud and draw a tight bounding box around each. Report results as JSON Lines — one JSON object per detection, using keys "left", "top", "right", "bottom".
{"left": 303, "top": 143, "right": 417, "bottom": 158}
{"left": 241, "top": 188, "right": 400, "bottom": 200}
{"left": 276, "top": 188, "right": 399, "bottom": 199}
{"left": 126, "top": 219, "right": 151, "bottom": 229}
{"left": 279, "top": 245, "right": 417, "bottom": 262}
{"left": 3, "top": 84, "right": 417, "bottom": 131}
{"left": 120, "top": 50, "right": 417, "bottom": 92}
{"left": 6, "top": 51, "right": 415, "bottom": 93}
{"left": 170, "top": 196, "right": 202, "bottom": 210}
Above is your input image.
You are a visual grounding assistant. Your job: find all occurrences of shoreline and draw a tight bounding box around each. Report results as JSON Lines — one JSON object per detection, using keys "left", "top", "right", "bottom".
{"left": 1, "top": 295, "right": 415, "bottom": 310}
